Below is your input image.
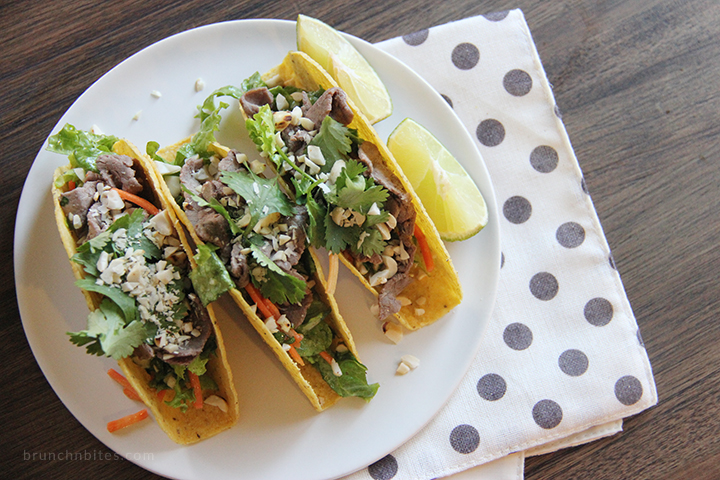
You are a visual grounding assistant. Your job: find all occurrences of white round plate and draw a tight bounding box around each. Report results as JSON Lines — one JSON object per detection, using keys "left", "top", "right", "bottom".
{"left": 14, "top": 19, "right": 500, "bottom": 480}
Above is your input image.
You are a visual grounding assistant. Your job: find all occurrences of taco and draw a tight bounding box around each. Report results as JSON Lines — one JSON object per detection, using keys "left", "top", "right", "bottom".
{"left": 49, "top": 124, "right": 239, "bottom": 444}
{"left": 238, "top": 51, "right": 462, "bottom": 330}
{"left": 150, "top": 128, "right": 378, "bottom": 411}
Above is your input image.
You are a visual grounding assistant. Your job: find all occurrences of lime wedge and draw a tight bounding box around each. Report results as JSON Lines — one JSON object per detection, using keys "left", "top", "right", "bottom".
{"left": 388, "top": 118, "right": 488, "bottom": 241}
{"left": 296, "top": 14, "right": 392, "bottom": 124}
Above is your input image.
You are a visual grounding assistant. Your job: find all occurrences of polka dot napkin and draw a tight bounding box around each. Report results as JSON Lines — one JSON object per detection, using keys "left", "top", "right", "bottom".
{"left": 344, "top": 9, "right": 658, "bottom": 480}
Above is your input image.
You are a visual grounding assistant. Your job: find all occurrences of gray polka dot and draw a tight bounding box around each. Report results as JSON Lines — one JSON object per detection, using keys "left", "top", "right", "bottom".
{"left": 504, "top": 323, "right": 533, "bottom": 350}
{"left": 503, "top": 196, "right": 531, "bottom": 224}
{"left": 533, "top": 399, "right": 563, "bottom": 429}
{"left": 556, "top": 222, "right": 585, "bottom": 248}
{"left": 483, "top": 10, "right": 510, "bottom": 21}
{"left": 402, "top": 29, "right": 429, "bottom": 46}
{"left": 368, "top": 455, "right": 398, "bottom": 480}
{"left": 554, "top": 104, "right": 563, "bottom": 118}
{"left": 503, "top": 69, "right": 533, "bottom": 96}
{"left": 450, "top": 424, "right": 480, "bottom": 454}
{"left": 581, "top": 177, "right": 589, "bottom": 194}
{"left": 584, "top": 297, "right": 613, "bottom": 326}
{"left": 477, "top": 373, "right": 507, "bottom": 401}
{"left": 476, "top": 119, "right": 505, "bottom": 146}
{"left": 500, "top": 252, "right": 505, "bottom": 268}
{"left": 609, "top": 253, "right": 617, "bottom": 270}
{"left": 530, "top": 145, "right": 559, "bottom": 173}
{"left": 452, "top": 43, "right": 480, "bottom": 70}
{"left": 615, "top": 376, "right": 643, "bottom": 406}
{"left": 559, "top": 349, "right": 589, "bottom": 376}
{"left": 441, "top": 94, "right": 453, "bottom": 108}
{"left": 530, "top": 272, "right": 559, "bottom": 301}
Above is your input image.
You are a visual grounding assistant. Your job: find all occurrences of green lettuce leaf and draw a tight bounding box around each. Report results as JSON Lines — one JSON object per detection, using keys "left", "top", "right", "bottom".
{"left": 46, "top": 124, "right": 119, "bottom": 172}
{"left": 311, "top": 350, "right": 379, "bottom": 400}
{"left": 190, "top": 243, "right": 235, "bottom": 305}
{"left": 295, "top": 318, "right": 333, "bottom": 357}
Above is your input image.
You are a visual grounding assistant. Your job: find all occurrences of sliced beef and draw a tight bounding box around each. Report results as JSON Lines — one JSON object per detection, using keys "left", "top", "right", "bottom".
{"left": 162, "top": 294, "right": 214, "bottom": 366}
{"left": 229, "top": 243, "right": 250, "bottom": 289}
{"left": 179, "top": 156, "right": 205, "bottom": 193}
{"left": 241, "top": 87, "right": 274, "bottom": 117}
{"left": 358, "top": 142, "right": 406, "bottom": 198}
{"left": 96, "top": 154, "right": 143, "bottom": 194}
{"left": 189, "top": 206, "right": 230, "bottom": 248}
{"left": 218, "top": 150, "right": 247, "bottom": 173}
{"left": 283, "top": 206, "right": 308, "bottom": 267}
{"left": 86, "top": 203, "right": 106, "bottom": 240}
{"left": 281, "top": 125, "right": 314, "bottom": 154}
{"left": 303, "top": 87, "right": 354, "bottom": 129}
{"left": 201, "top": 179, "right": 225, "bottom": 203}
{"left": 280, "top": 288, "right": 314, "bottom": 328}
{"left": 132, "top": 343, "right": 154, "bottom": 362}
{"left": 60, "top": 180, "right": 98, "bottom": 223}
{"left": 377, "top": 274, "right": 415, "bottom": 321}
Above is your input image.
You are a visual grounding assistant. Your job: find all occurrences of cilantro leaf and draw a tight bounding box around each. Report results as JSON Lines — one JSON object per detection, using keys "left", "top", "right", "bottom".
{"left": 75, "top": 279, "right": 137, "bottom": 323}
{"left": 220, "top": 170, "right": 294, "bottom": 225}
{"left": 68, "top": 299, "right": 148, "bottom": 360}
{"left": 309, "top": 117, "right": 357, "bottom": 172}
{"left": 46, "top": 123, "right": 119, "bottom": 172}
{"left": 305, "top": 193, "right": 327, "bottom": 249}
{"left": 249, "top": 244, "right": 307, "bottom": 305}
{"left": 326, "top": 160, "right": 389, "bottom": 213}
{"left": 124, "top": 208, "right": 161, "bottom": 259}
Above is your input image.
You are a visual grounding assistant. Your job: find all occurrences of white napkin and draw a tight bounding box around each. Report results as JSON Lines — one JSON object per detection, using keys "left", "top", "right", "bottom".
{"left": 344, "top": 10, "right": 657, "bottom": 480}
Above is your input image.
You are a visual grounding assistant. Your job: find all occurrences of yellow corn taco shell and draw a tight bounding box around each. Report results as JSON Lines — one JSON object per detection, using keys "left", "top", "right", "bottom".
{"left": 259, "top": 51, "right": 462, "bottom": 330}
{"left": 52, "top": 138, "right": 239, "bottom": 444}
{"left": 154, "top": 139, "right": 368, "bottom": 411}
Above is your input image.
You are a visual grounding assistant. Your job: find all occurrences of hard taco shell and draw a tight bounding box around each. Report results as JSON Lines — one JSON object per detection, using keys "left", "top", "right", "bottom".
{"left": 52, "top": 139, "right": 239, "bottom": 444}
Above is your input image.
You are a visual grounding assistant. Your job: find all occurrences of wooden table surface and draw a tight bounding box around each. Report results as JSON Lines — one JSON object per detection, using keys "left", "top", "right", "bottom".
{"left": 2, "top": 0, "right": 719, "bottom": 478}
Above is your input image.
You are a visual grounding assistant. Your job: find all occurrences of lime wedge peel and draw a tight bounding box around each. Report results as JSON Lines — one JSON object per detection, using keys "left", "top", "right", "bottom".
{"left": 296, "top": 14, "right": 392, "bottom": 124}
{"left": 387, "top": 118, "right": 488, "bottom": 242}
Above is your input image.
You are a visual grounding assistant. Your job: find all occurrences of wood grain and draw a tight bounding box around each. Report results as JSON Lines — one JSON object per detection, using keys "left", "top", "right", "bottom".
{"left": 2, "top": 0, "right": 719, "bottom": 479}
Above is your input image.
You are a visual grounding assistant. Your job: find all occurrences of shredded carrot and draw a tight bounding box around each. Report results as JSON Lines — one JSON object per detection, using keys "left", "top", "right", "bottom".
{"left": 108, "top": 368, "right": 141, "bottom": 400}
{"left": 413, "top": 224, "right": 435, "bottom": 272}
{"left": 67, "top": 180, "right": 76, "bottom": 191}
{"left": 264, "top": 297, "right": 281, "bottom": 320}
{"left": 156, "top": 389, "right": 169, "bottom": 401}
{"left": 327, "top": 253, "right": 339, "bottom": 295}
{"left": 112, "top": 188, "right": 159, "bottom": 216}
{"left": 188, "top": 372, "right": 203, "bottom": 409}
{"left": 319, "top": 350, "right": 334, "bottom": 365}
{"left": 123, "top": 387, "right": 141, "bottom": 402}
{"left": 107, "top": 409, "right": 149, "bottom": 433}
{"left": 287, "top": 329, "right": 305, "bottom": 366}
{"left": 288, "top": 344, "right": 305, "bottom": 366}
{"left": 244, "top": 283, "right": 274, "bottom": 319}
